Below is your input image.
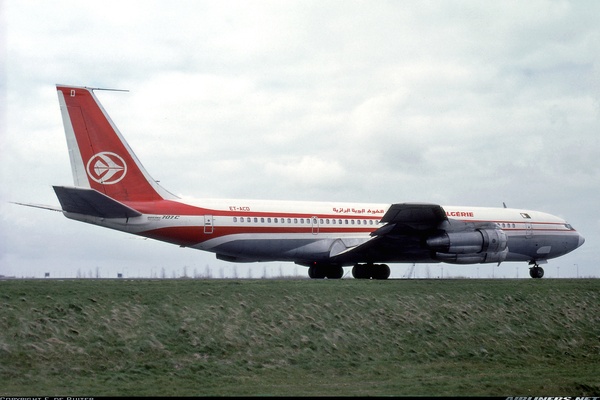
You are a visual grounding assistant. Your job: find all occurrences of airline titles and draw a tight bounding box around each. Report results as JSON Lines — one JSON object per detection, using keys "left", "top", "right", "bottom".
{"left": 333, "top": 207, "right": 384, "bottom": 215}
{"left": 446, "top": 211, "right": 474, "bottom": 217}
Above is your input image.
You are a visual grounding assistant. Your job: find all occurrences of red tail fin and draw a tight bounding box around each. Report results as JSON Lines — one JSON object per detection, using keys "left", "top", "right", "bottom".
{"left": 56, "top": 85, "right": 176, "bottom": 202}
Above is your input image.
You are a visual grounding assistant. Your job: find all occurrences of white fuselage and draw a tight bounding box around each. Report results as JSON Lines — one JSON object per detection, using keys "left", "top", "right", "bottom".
{"left": 64, "top": 198, "right": 584, "bottom": 266}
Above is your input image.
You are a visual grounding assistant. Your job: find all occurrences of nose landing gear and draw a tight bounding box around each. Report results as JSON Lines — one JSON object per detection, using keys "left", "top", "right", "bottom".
{"left": 529, "top": 262, "right": 545, "bottom": 279}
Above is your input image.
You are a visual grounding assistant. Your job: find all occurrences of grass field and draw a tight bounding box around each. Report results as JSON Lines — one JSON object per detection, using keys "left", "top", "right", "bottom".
{"left": 1, "top": 278, "right": 599, "bottom": 396}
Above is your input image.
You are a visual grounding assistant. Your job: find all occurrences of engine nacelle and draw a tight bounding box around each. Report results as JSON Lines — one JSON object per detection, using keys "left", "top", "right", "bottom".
{"left": 434, "top": 247, "right": 509, "bottom": 264}
{"left": 426, "top": 228, "right": 508, "bottom": 262}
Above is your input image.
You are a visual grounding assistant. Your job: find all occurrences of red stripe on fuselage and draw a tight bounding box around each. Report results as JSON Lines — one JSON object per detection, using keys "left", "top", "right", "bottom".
{"left": 125, "top": 200, "right": 383, "bottom": 220}
{"left": 141, "top": 225, "right": 376, "bottom": 247}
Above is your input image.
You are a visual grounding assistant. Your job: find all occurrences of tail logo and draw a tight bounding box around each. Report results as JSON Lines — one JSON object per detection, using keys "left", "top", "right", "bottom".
{"left": 86, "top": 152, "right": 127, "bottom": 184}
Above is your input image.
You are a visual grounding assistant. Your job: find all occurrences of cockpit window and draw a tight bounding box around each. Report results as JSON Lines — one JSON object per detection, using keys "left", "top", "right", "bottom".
{"left": 565, "top": 224, "right": 574, "bottom": 230}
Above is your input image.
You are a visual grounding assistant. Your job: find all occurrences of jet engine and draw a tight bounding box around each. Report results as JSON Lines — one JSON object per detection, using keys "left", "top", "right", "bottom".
{"left": 426, "top": 228, "right": 508, "bottom": 264}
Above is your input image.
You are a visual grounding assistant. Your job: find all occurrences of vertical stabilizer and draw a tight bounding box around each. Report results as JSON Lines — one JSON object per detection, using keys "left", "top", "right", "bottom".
{"left": 56, "top": 85, "right": 177, "bottom": 202}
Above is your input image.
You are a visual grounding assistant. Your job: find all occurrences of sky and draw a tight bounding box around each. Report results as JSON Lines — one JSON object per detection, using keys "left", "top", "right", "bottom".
{"left": 1, "top": 0, "right": 598, "bottom": 279}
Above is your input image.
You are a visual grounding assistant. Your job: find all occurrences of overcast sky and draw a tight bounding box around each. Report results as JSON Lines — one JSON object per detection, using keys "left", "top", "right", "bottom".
{"left": 1, "top": 0, "right": 598, "bottom": 279}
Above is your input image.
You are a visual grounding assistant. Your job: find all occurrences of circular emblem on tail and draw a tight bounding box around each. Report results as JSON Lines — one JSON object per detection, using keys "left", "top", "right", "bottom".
{"left": 86, "top": 152, "right": 127, "bottom": 184}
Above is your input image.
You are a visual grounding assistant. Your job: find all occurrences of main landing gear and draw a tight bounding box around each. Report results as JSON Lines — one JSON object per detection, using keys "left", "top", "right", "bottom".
{"left": 352, "top": 263, "right": 390, "bottom": 280}
{"left": 308, "top": 264, "right": 344, "bottom": 279}
{"left": 307, "top": 263, "right": 392, "bottom": 279}
{"left": 529, "top": 262, "right": 545, "bottom": 279}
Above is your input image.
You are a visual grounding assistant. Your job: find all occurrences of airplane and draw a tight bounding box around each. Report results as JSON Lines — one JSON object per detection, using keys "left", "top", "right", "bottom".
{"left": 24, "top": 84, "right": 585, "bottom": 279}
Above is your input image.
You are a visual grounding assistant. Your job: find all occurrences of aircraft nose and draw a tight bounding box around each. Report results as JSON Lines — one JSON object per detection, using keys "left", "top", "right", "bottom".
{"left": 577, "top": 233, "right": 585, "bottom": 248}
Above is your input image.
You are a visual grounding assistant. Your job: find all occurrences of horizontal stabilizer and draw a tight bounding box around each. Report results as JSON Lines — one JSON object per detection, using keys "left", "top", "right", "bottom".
{"left": 53, "top": 186, "right": 142, "bottom": 218}
{"left": 11, "top": 202, "right": 62, "bottom": 212}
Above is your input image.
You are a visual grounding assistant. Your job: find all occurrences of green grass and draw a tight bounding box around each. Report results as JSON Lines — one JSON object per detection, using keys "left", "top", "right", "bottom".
{"left": 1, "top": 278, "right": 599, "bottom": 396}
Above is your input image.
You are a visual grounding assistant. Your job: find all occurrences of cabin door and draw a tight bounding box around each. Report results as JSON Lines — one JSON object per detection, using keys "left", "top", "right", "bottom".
{"left": 204, "top": 215, "right": 214, "bottom": 234}
{"left": 311, "top": 216, "right": 319, "bottom": 235}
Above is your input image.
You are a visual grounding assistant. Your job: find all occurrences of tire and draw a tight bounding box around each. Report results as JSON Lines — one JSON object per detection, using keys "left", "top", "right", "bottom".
{"left": 352, "top": 264, "right": 368, "bottom": 279}
{"left": 373, "top": 264, "right": 390, "bottom": 280}
{"left": 308, "top": 265, "right": 327, "bottom": 279}
{"left": 529, "top": 266, "right": 544, "bottom": 279}
{"left": 326, "top": 265, "right": 344, "bottom": 279}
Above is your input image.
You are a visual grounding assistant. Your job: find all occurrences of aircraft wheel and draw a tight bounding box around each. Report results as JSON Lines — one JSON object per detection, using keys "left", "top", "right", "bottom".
{"left": 308, "top": 265, "right": 325, "bottom": 279}
{"left": 309, "top": 264, "right": 342, "bottom": 279}
{"left": 326, "top": 265, "right": 344, "bottom": 279}
{"left": 373, "top": 264, "right": 391, "bottom": 280}
{"left": 352, "top": 264, "right": 390, "bottom": 279}
{"left": 352, "top": 264, "right": 369, "bottom": 279}
{"left": 529, "top": 266, "right": 544, "bottom": 279}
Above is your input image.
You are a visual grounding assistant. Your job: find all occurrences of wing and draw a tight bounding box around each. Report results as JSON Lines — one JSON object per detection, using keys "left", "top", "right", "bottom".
{"left": 330, "top": 203, "right": 447, "bottom": 264}
{"left": 375, "top": 202, "right": 447, "bottom": 233}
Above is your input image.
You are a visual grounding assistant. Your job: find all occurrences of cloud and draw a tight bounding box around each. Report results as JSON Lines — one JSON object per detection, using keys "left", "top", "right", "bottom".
{"left": 265, "top": 155, "right": 345, "bottom": 187}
